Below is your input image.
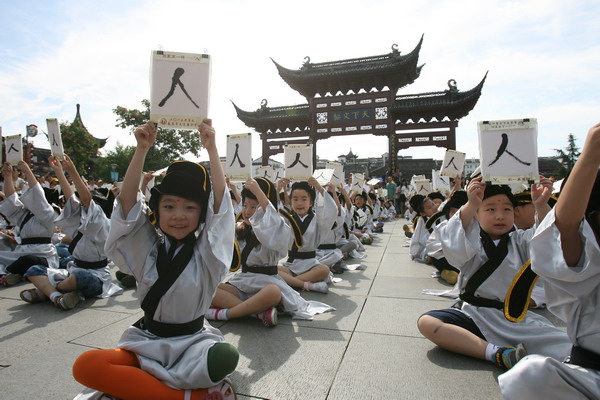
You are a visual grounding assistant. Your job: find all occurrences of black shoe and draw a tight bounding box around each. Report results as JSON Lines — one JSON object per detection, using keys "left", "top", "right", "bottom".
{"left": 331, "top": 262, "right": 345, "bottom": 274}
{"left": 116, "top": 271, "right": 136, "bottom": 288}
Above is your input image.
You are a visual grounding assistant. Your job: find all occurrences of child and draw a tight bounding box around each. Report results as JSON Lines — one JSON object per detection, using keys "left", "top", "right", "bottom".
{"left": 18, "top": 155, "right": 122, "bottom": 310}
{"left": 336, "top": 185, "right": 365, "bottom": 260}
{"left": 409, "top": 195, "right": 438, "bottom": 262}
{"left": 417, "top": 177, "right": 571, "bottom": 370}
{"left": 0, "top": 161, "right": 59, "bottom": 287}
{"left": 277, "top": 178, "right": 337, "bottom": 293}
{"left": 211, "top": 177, "right": 333, "bottom": 324}
{"left": 350, "top": 191, "right": 374, "bottom": 245}
{"left": 72, "top": 120, "right": 238, "bottom": 400}
{"left": 498, "top": 123, "right": 600, "bottom": 399}
{"left": 316, "top": 188, "right": 346, "bottom": 274}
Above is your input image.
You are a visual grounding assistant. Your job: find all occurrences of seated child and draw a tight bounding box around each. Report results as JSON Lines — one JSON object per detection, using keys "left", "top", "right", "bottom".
{"left": 19, "top": 155, "right": 122, "bottom": 310}
{"left": 499, "top": 122, "right": 600, "bottom": 399}
{"left": 72, "top": 120, "right": 238, "bottom": 399}
{"left": 210, "top": 177, "right": 334, "bottom": 324}
{"left": 350, "top": 191, "right": 374, "bottom": 245}
{"left": 417, "top": 177, "right": 571, "bottom": 370}
{"left": 278, "top": 178, "right": 337, "bottom": 293}
{"left": 409, "top": 195, "right": 439, "bottom": 262}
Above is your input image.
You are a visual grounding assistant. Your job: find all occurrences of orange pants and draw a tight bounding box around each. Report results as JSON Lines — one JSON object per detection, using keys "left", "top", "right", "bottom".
{"left": 72, "top": 348, "right": 209, "bottom": 400}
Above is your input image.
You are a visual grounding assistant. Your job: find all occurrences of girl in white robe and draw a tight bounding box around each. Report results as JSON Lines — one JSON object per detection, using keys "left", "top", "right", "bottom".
{"left": 72, "top": 120, "right": 237, "bottom": 400}
{"left": 499, "top": 122, "right": 600, "bottom": 399}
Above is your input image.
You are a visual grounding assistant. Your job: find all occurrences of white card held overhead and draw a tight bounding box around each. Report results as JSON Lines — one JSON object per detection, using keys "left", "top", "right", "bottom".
{"left": 479, "top": 118, "right": 539, "bottom": 184}
{"left": 432, "top": 169, "right": 451, "bottom": 192}
{"left": 410, "top": 174, "right": 425, "bottom": 190}
{"left": 312, "top": 169, "right": 334, "bottom": 185}
{"left": 150, "top": 50, "right": 211, "bottom": 130}
{"left": 440, "top": 149, "right": 466, "bottom": 178}
{"left": 366, "top": 178, "right": 381, "bottom": 186}
{"left": 325, "top": 162, "right": 344, "bottom": 185}
{"left": 351, "top": 173, "right": 365, "bottom": 192}
{"left": 273, "top": 167, "right": 284, "bottom": 181}
{"left": 225, "top": 133, "right": 252, "bottom": 181}
{"left": 256, "top": 166, "right": 274, "bottom": 180}
{"left": 46, "top": 118, "right": 66, "bottom": 160}
{"left": 414, "top": 179, "right": 432, "bottom": 196}
{"left": 284, "top": 144, "right": 312, "bottom": 181}
{"left": 5, "top": 134, "right": 23, "bottom": 165}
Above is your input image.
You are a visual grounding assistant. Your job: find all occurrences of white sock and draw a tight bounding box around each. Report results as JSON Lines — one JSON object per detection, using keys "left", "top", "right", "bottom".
{"left": 49, "top": 291, "right": 62, "bottom": 302}
{"left": 485, "top": 343, "right": 501, "bottom": 362}
{"left": 205, "top": 307, "right": 229, "bottom": 320}
{"left": 22, "top": 288, "right": 45, "bottom": 301}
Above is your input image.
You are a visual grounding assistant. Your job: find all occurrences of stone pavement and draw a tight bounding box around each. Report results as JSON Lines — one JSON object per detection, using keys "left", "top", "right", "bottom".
{"left": 0, "top": 219, "right": 565, "bottom": 399}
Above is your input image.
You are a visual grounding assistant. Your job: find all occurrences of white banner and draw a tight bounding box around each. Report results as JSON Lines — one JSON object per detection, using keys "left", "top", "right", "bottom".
{"left": 5, "top": 134, "right": 22, "bottom": 165}
{"left": 440, "top": 149, "right": 466, "bottom": 178}
{"left": 225, "top": 133, "right": 252, "bottom": 181}
{"left": 46, "top": 118, "right": 66, "bottom": 160}
{"left": 284, "top": 144, "right": 312, "bottom": 181}
{"left": 150, "top": 50, "right": 211, "bottom": 130}
{"left": 478, "top": 118, "right": 539, "bottom": 184}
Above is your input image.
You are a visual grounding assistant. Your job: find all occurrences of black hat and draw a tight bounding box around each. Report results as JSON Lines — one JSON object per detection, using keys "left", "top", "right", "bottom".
{"left": 149, "top": 161, "right": 211, "bottom": 223}
{"left": 513, "top": 191, "right": 532, "bottom": 207}
{"left": 242, "top": 177, "right": 278, "bottom": 209}
{"left": 442, "top": 191, "right": 468, "bottom": 218}
{"left": 483, "top": 184, "right": 515, "bottom": 205}
{"left": 409, "top": 194, "right": 425, "bottom": 214}
{"left": 427, "top": 192, "right": 446, "bottom": 202}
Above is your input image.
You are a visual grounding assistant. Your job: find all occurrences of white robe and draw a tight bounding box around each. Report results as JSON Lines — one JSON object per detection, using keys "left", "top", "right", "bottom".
{"left": 0, "top": 184, "right": 58, "bottom": 274}
{"left": 227, "top": 203, "right": 334, "bottom": 319}
{"left": 409, "top": 216, "right": 429, "bottom": 262}
{"left": 316, "top": 204, "right": 344, "bottom": 267}
{"left": 438, "top": 210, "right": 571, "bottom": 359}
{"left": 104, "top": 189, "right": 234, "bottom": 389}
{"left": 49, "top": 197, "right": 122, "bottom": 298}
{"left": 499, "top": 209, "right": 600, "bottom": 400}
{"left": 282, "top": 192, "right": 337, "bottom": 275}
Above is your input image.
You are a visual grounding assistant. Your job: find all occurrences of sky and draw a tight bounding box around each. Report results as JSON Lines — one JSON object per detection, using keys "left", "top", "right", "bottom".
{"left": 1, "top": 0, "right": 599, "bottom": 167}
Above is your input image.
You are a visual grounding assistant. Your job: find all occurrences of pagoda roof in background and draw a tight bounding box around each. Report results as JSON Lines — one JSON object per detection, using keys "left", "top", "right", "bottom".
{"left": 73, "top": 104, "right": 108, "bottom": 148}
{"left": 233, "top": 74, "right": 486, "bottom": 133}
{"left": 271, "top": 36, "right": 424, "bottom": 98}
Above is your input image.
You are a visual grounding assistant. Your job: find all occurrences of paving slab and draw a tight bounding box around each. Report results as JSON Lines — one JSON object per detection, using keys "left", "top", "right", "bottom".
{"left": 370, "top": 275, "right": 456, "bottom": 301}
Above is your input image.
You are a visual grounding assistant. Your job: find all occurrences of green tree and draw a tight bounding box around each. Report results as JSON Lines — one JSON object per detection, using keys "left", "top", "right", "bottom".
{"left": 113, "top": 99, "right": 203, "bottom": 171}
{"left": 554, "top": 133, "right": 581, "bottom": 179}
{"left": 60, "top": 119, "right": 99, "bottom": 175}
{"left": 94, "top": 143, "right": 136, "bottom": 182}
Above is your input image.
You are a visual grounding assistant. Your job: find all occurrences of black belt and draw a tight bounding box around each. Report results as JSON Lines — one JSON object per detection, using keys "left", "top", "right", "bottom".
{"left": 242, "top": 265, "right": 278, "bottom": 275}
{"left": 459, "top": 292, "right": 504, "bottom": 310}
{"left": 134, "top": 315, "right": 205, "bottom": 338}
{"left": 318, "top": 244, "right": 336, "bottom": 250}
{"left": 20, "top": 237, "right": 52, "bottom": 245}
{"left": 566, "top": 346, "right": 600, "bottom": 370}
{"left": 74, "top": 258, "right": 109, "bottom": 270}
{"left": 287, "top": 251, "right": 316, "bottom": 262}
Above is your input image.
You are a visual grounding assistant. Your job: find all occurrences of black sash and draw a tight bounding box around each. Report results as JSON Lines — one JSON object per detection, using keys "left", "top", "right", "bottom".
{"left": 135, "top": 240, "right": 201, "bottom": 338}
{"left": 503, "top": 259, "right": 539, "bottom": 322}
{"left": 242, "top": 265, "right": 278, "bottom": 275}
{"left": 343, "top": 222, "right": 350, "bottom": 239}
{"left": 426, "top": 212, "right": 444, "bottom": 233}
{"left": 240, "top": 229, "right": 259, "bottom": 269}
{"left": 68, "top": 231, "right": 84, "bottom": 255}
{"left": 19, "top": 211, "right": 34, "bottom": 231}
{"left": 287, "top": 213, "right": 314, "bottom": 262}
{"left": 20, "top": 237, "right": 52, "bottom": 245}
{"left": 566, "top": 346, "right": 600, "bottom": 370}
{"left": 459, "top": 230, "right": 510, "bottom": 310}
{"left": 287, "top": 251, "right": 316, "bottom": 261}
{"left": 74, "top": 258, "right": 108, "bottom": 270}
{"left": 318, "top": 243, "right": 336, "bottom": 250}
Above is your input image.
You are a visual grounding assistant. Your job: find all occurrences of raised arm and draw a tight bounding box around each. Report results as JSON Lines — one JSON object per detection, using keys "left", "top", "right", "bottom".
{"left": 531, "top": 176, "right": 553, "bottom": 223}
{"left": 200, "top": 119, "right": 225, "bottom": 213}
{"left": 2, "top": 163, "right": 15, "bottom": 198}
{"left": 17, "top": 161, "right": 37, "bottom": 190}
{"left": 48, "top": 156, "right": 75, "bottom": 202}
{"left": 121, "top": 121, "right": 157, "bottom": 217}
{"left": 555, "top": 122, "right": 600, "bottom": 266}
{"left": 460, "top": 176, "right": 484, "bottom": 230}
{"left": 244, "top": 178, "right": 269, "bottom": 211}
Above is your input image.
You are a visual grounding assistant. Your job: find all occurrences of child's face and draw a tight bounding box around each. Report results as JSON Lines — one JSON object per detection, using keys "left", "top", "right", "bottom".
{"left": 158, "top": 195, "right": 201, "bottom": 240}
{"left": 354, "top": 196, "right": 365, "bottom": 208}
{"left": 514, "top": 204, "right": 535, "bottom": 229}
{"left": 431, "top": 198, "right": 443, "bottom": 208}
{"left": 421, "top": 198, "right": 437, "bottom": 217}
{"left": 291, "top": 189, "right": 313, "bottom": 217}
{"left": 242, "top": 197, "right": 259, "bottom": 221}
{"left": 476, "top": 194, "right": 515, "bottom": 239}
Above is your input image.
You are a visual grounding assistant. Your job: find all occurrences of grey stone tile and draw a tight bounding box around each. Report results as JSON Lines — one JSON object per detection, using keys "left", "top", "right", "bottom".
{"left": 370, "top": 275, "right": 455, "bottom": 300}
{"left": 328, "top": 332, "right": 503, "bottom": 400}
{"left": 289, "top": 293, "right": 367, "bottom": 332}
{"left": 378, "top": 255, "right": 439, "bottom": 278}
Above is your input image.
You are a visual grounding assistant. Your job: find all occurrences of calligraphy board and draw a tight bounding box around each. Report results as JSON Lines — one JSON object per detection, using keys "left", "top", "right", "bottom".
{"left": 351, "top": 173, "right": 365, "bottom": 193}
{"left": 284, "top": 144, "right": 313, "bottom": 181}
{"left": 478, "top": 118, "right": 539, "bottom": 184}
{"left": 150, "top": 50, "right": 211, "bottom": 130}
{"left": 414, "top": 179, "right": 432, "bottom": 196}
{"left": 256, "top": 166, "right": 274, "bottom": 181}
{"left": 325, "top": 162, "right": 344, "bottom": 185}
{"left": 432, "top": 169, "right": 451, "bottom": 192}
{"left": 5, "top": 134, "right": 22, "bottom": 165}
{"left": 440, "top": 149, "right": 466, "bottom": 178}
{"left": 225, "top": 133, "right": 252, "bottom": 181}
{"left": 312, "top": 169, "right": 334, "bottom": 185}
{"left": 46, "top": 118, "right": 66, "bottom": 160}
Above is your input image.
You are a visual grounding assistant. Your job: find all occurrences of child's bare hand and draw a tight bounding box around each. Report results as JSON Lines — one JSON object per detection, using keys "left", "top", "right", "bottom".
{"left": 61, "top": 155, "right": 76, "bottom": 174}
{"left": 142, "top": 171, "right": 155, "bottom": 185}
{"left": 200, "top": 119, "right": 215, "bottom": 150}
{"left": 531, "top": 176, "right": 553, "bottom": 208}
{"left": 466, "top": 176, "right": 485, "bottom": 207}
{"left": 48, "top": 156, "right": 62, "bottom": 172}
{"left": 325, "top": 183, "right": 336, "bottom": 193}
{"left": 1, "top": 162, "right": 13, "bottom": 178}
{"left": 17, "top": 160, "right": 31, "bottom": 174}
{"left": 580, "top": 122, "right": 600, "bottom": 165}
{"left": 134, "top": 122, "right": 157, "bottom": 149}
{"left": 244, "top": 178, "right": 261, "bottom": 195}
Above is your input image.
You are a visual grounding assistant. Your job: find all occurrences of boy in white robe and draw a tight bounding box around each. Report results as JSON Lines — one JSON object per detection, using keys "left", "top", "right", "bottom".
{"left": 417, "top": 178, "right": 571, "bottom": 370}
{"left": 499, "top": 122, "right": 600, "bottom": 399}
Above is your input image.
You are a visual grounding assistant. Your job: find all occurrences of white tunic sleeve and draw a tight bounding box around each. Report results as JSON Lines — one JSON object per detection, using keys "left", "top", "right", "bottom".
{"left": 438, "top": 209, "right": 480, "bottom": 269}
{"left": 315, "top": 192, "right": 338, "bottom": 237}
{"left": 0, "top": 192, "right": 27, "bottom": 226}
{"left": 19, "top": 183, "right": 55, "bottom": 227}
{"left": 54, "top": 196, "right": 82, "bottom": 239}
{"left": 409, "top": 216, "right": 429, "bottom": 259}
{"left": 250, "top": 202, "right": 292, "bottom": 252}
